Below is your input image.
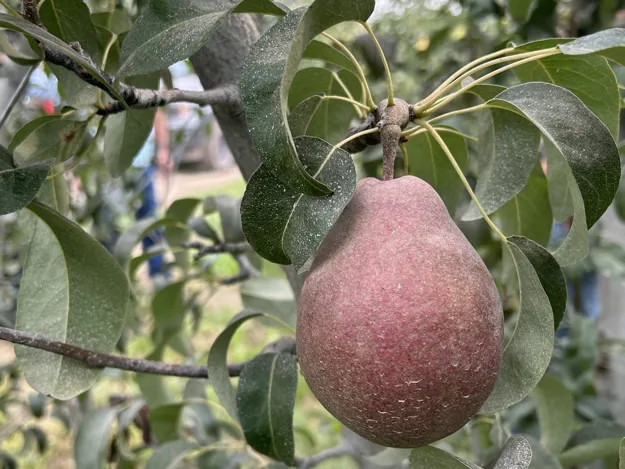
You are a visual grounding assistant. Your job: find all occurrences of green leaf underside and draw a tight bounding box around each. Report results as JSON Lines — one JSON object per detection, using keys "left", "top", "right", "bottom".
{"left": 241, "top": 0, "right": 374, "bottom": 195}
{"left": 462, "top": 108, "right": 540, "bottom": 221}
{"left": 481, "top": 237, "right": 554, "bottom": 414}
{"left": 240, "top": 277, "right": 297, "bottom": 328}
{"left": 145, "top": 440, "right": 199, "bottom": 469}
{"left": 0, "top": 14, "right": 122, "bottom": 100}
{"left": 493, "top": 436, "right": 533, "bottom": 469}
{"left": 103, "top": 72, "right": 160, "bottom": 176}
{"left": 289, "top": 67, "right": 362, "bottom": 144}
{"left": 409, "top": 445, "right": 479, "bottom": 469}
{"left": 515, "top": 38, "right": 620, "bottom": 140}
{"left": 74, "top": 408, "right": 118, "bottom": 469}
{"left": 241, "top": 136, "right": 356, "bottom": 271}
{"left": 207, "top": 310, "right": 265, "bottom": 419}
{"left": 531, "top": 374, "right": 574, "bottom": 454}
{"left": 233, "top": 0, "right": 286, "bottom": 16}
{"left": 405, "top": 127, "right": 468, "bottom": 215}
{"left": 16, "top": 202, "right": 130, "bottom": 399}
{"left": 150, "top": 403, "right": 184, "bottom": 443}
{"left": 497, "top": 163, "right": 552, "bottom": 247}
{"left": 488, "top": 83, "right": 621, "bottom": 266}
{"left": 0, "top": 146, "right": 52, "bottom": 216}
{"left": 37, "top": 172, "right": 70, "bottom": 215}
{"left": 236, "top": 352, "right": 298, "bottom": 465}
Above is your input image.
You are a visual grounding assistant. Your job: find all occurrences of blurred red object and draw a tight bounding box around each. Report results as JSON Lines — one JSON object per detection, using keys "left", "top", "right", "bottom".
{"left": 41, "top": 99, "right": 55, "bottom": 115}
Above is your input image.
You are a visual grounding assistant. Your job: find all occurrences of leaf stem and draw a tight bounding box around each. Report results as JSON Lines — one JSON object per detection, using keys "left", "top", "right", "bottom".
{"left": 322, "top": 32, "right": 376, "bottom": 109}
{"left": 360, "top": 21, "right": 394, "bottom": 105}
{"left": 331, "top": 71, "right": 366, "bottom": 118}
{"left": 417, "top": 119, "right": 507, "bottom": 244}
{"left": 424, "top": 50, "right": 560, "bottom": 115}
{"left": 323, "top": 94, "right": 371, "bottom": 112}
{"left": 427, "top": 103, "right": 488, "bottom": 124}
{"left": 416, "top": 47, "right": 514, "bottom": 111}
{"left": 400, "top": 143, "right": 409, "bottom": 174}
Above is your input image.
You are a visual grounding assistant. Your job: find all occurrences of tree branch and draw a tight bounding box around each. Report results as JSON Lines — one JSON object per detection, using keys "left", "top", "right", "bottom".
{"left": 19, "top": 1, "right": 240, "bottom": 115}
{"left": 0, "top": 326, "right": 293, "bottom": 378}
{"left": 183, "top": 241, "right": 251, "bottom": 261}
{"left": 294, "top": 442, "right": 354, "bottom": 469}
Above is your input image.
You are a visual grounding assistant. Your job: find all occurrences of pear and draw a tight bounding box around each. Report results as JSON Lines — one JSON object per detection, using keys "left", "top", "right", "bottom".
{"left": 297, "top": 176, "right": 503, "bottom": 448}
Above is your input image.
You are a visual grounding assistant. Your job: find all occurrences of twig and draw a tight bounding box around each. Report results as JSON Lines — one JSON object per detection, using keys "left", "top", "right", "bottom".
{"left": 219, "top": 254, "right": 258, "bottom": 285}
{"left": 0, "top": 325, "right": 247, "bottom": 378}
{"left": 0, "top": 64, "right": 37, "bottom": 130}
{"left": 183, "top": 241, "right": 251, "bottom": 261}
{"left": 294, "top": 442, "right": 354, "bottom": 469}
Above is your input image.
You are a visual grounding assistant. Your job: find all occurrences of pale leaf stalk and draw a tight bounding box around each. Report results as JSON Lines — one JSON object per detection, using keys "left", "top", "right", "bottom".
{"left": 322, "top": 32, "right": 376, "bottom": 109}
{"left": 0, "top": 0, "right": 20, "bottom": 16}
{"left": 402, "top": 125, "right": 476, "bottom": 142}
{"left": 424, "top": 50, "right": 560, "bottom": 115}
{"left": 361, "top": 21, "right": 394, "bottom": 105}
{"left": 331, "top": 71, "right": 367, "bottom": 118}
{"left": 417, "top": 119, "right": 507, "bottom": 243}
{"left": 415, "top": 48, "right": 558, "bottom": 113}
{"left": 426, "top": 103, "right": 488, "bottom": 125}
{"left": 417, "top": 47, "right": 513, "bottom": 109}
{"left": 96, "top": 33, "right": 118, "bottom": 109}
{"left": 400, "top": 143, "right": 409, "bottom": 174}
{"left": 324, "top": 94, "right": 370, "bottom": 113}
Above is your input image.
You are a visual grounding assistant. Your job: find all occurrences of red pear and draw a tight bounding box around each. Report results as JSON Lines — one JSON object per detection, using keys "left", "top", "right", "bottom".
{"left": 297, "top": 176, "right": 503, "bottom": 447}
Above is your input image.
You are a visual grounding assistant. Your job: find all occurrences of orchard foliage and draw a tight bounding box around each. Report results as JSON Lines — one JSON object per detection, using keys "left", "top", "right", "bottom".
{"left": 0, "top": 0, "right": 625, "bottom": 467}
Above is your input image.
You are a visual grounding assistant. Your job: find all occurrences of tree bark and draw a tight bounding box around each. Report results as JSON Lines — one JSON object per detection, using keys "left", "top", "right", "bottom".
{"left": 191, "top": 15, "right": 306, "bottom": 299}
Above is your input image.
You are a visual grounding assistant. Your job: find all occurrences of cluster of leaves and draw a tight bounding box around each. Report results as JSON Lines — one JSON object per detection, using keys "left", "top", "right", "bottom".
{"left": 1, "top": 0, "right": 625, "bottom": 467}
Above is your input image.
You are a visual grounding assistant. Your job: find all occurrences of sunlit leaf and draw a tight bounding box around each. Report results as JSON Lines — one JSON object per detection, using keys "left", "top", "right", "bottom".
{"left": 236, "top": 352, "right": 297, "bottom": 465}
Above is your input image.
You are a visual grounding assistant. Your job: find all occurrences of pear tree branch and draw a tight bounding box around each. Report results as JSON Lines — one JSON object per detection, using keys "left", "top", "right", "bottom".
{"left": 0, "top": 325, "right": 295, "bottom": 378}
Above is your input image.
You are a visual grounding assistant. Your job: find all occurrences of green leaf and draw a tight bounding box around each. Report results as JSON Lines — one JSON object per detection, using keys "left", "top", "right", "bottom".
{"left": 8, "top": 115, "right": 59, "bottom": 150}
{"left": 531, "top": 374, "right": 574, "bottom": 454}
{"left": 137, "top": 348, "right": 175, "bottom": 408}
{"left": 462, "top": 108, "right": 540, "bottom": 221}
{"left": 493, "top": 436, "right": 533, "bottom": 469}
{"left": 11, "top": 117, "right": 89, "bottom": 166}
{"left": 0, "top": 30, "right": 40, "bottom": 65}
{"left": 405, "top": 126, "right": 468, "bottom": 214}
{"left": 0, "top": 145, "right": 52, "bottom": 216}
{"left": 103, "top": 73, "right": 160, "bottom": 176}
{"left": 497, "top": 163, "right": 552, "bottom": 246}
{"left": 488, "top": 83, "right": 621, "bottom": 266}
{"left": 241, "top": 136, "right": 356, "bottom": 271}
{"left": 508, "top": 0, "right": 536, "bottom": 23}
{"left": 288, "top": 95, "right": 324, "bottom": 138}
{"left": 152, "top": 280, "right": 186, "bottom": 341}
{"left": 233, "top": 0, "right": 285, "bottom": 16}
{"left": 150, "top": 403, "right": 184, "bottom": 443}
{"left": 559, "top": 29, "right": 625, "bottom": 65}
{"left": 288, "top": 67, "right": 362, "bottom": 144}
{"left": 119, "top": 0, "right": 228, "bottom": 77}
{"left": 303, "top": 39, "right": 359, "bottom": 77}
{"left": 145, "top": 440, "right": 198, "bottom": 469}
{"left": 481, "top": 237, "right": 554, "bottom": 414}
{"left": 188, "top": 217, "right": 220, "bottom": 243}
{"left": 559, "top": 439, "right": 622, "bottom": 468}
{"left": 0, "top": 13, "right": 122, "bottom": 101}
{"left": 214, "top": 195, "right": 245, "bottom": 243}
{"left": 92, "top": 9, "right": 132, "bottom": 35}
{"left": 544, "top": 148, "right": 574, "bottom": 223}
{"left": 240, "top": 277, "right": 297, "bottom": 328}
{"left": 409, "top": 446, "right": 478, "bottom": 469}
{"left": 568, "top": 421, "right": 625, "bottom": 447}
{"left": 15, "top": 202, "right": 130, "bottom": 399}
{"left": 113, "top": 217, "right": 181, "bottom": 271}
{"left": 515, "top": 39, "right": 620, "bottom": 140}
{"left": 37, "top": 175, "right": 70, "bottom": 215}
{"left": 74, "top": 408, "right": 118, "bottom": 469}
{"left": 40, "top": 0, "right": 101, "bottom": 107}
{"left": 367, "top": 448, "right": 411, "bottom": 466}
{"left": 241, "top": 0, "right": 374, "bottom": 195}
{"left": 619, "top": 438, "right": 624, "bottom": 469}
{"left": 207, "top": 310, "right": 264, "bottom": 419}
{"left": 526, "top": 436, "right": 562, "bottom": 469}
{"left": 129, "top": 250, "right": 167, "bottom": 280}
{"left": 236, "top": 352, "right": 298, "bottom": 465}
